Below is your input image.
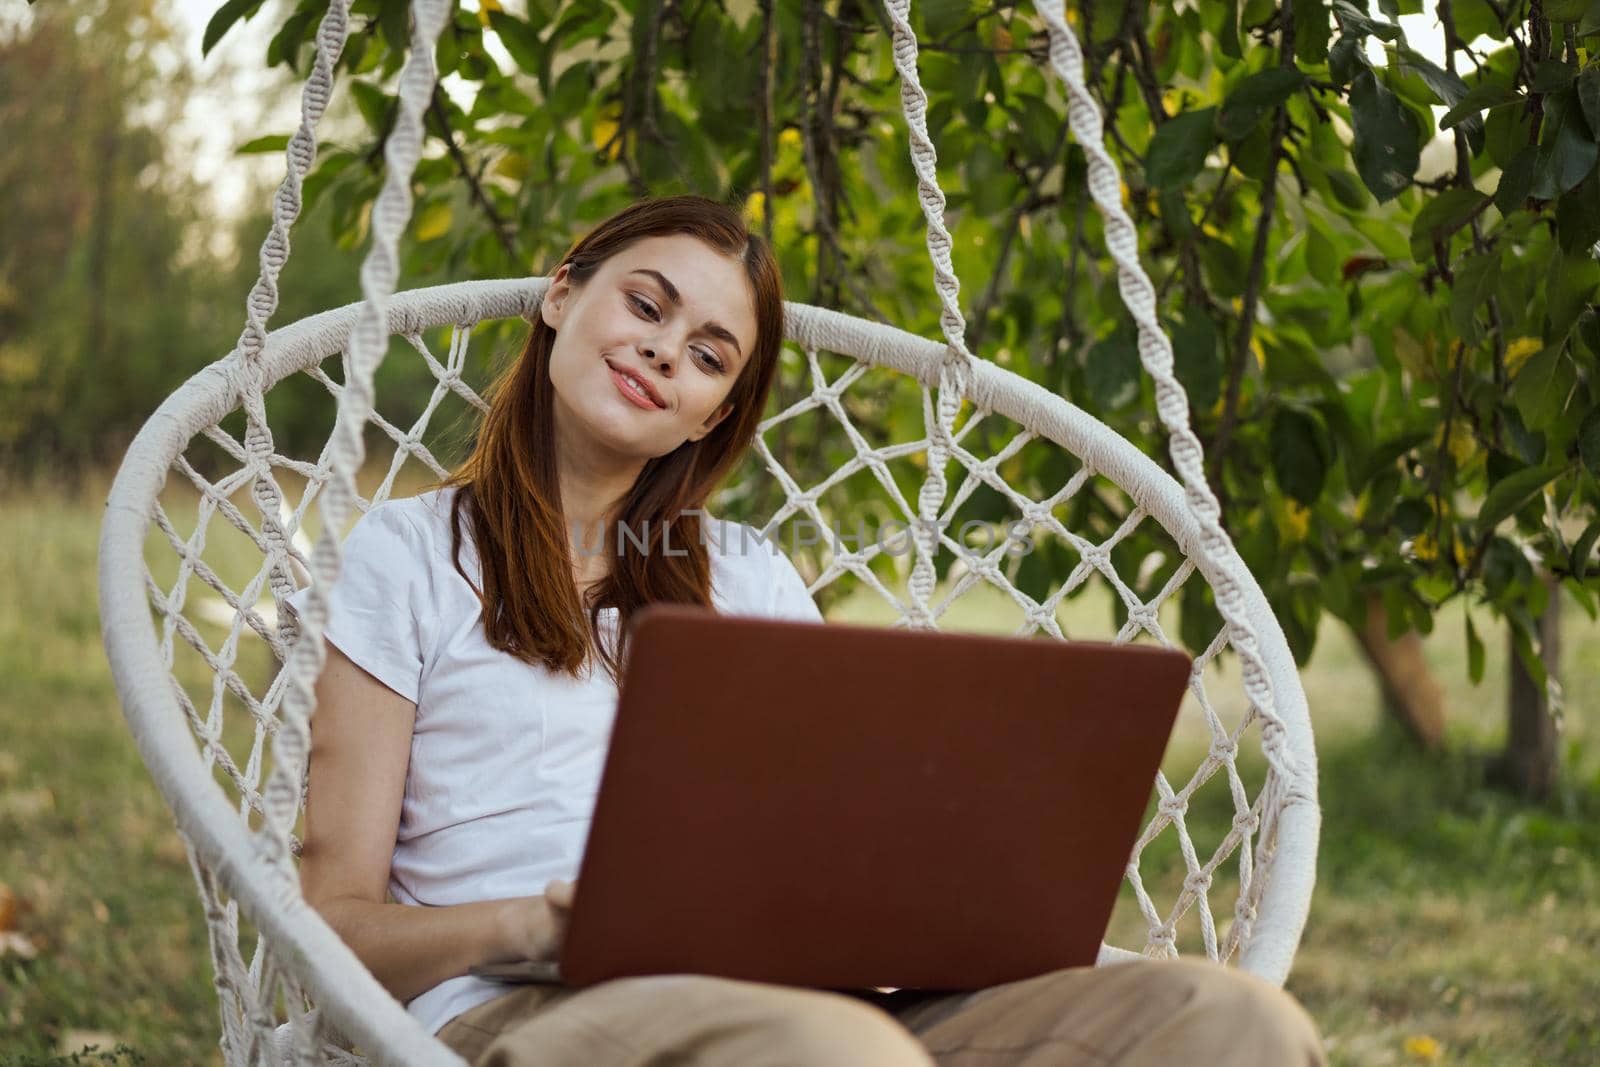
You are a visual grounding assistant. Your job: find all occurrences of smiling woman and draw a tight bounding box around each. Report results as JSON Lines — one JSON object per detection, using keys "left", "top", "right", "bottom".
{"left": 431, "top": 197, "right": 786, "bottom": 685}
{"left": 281, "top": 195, "right": 818, "bottom": 1045}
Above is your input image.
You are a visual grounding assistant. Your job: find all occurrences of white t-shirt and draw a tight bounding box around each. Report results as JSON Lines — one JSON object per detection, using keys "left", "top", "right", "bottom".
{"left": 283, "top": 485, "right": 822, "bottom": 1035}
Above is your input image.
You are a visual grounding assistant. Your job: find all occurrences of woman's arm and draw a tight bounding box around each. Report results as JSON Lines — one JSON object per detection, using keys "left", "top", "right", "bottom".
{"left": 298, "top": 639, "right": 562, "bottom": 1005}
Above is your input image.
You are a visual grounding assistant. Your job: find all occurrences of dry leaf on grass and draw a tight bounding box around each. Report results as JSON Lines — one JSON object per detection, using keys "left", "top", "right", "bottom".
{"left": 0, "top": 785, "right": 56, "bottom": 817}
{"left": 0, "top": 930, "right": 38, "bottom": 959}
{"left": 56, "top": 1029, "right": 126, "bottom": 1057}
{"left": 0, "top": 882, "right": 39, "bottom": 959}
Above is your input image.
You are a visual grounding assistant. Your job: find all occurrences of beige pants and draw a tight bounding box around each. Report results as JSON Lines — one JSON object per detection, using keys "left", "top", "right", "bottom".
{"left": 436, "top": 959, "right": 1325, "bottom": 1066}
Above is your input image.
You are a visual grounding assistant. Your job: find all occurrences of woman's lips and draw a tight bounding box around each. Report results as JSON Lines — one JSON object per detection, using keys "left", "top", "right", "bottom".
{"left": 608, "top": 362, "right": 663, "bottom": 410}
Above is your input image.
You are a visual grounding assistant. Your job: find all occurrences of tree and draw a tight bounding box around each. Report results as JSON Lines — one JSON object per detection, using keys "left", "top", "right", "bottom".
{"left": 211, "top": 0, "right": 1600, "bottom": 798}
{"left": 0, "top": 1, "right": 239, "bottom": 478}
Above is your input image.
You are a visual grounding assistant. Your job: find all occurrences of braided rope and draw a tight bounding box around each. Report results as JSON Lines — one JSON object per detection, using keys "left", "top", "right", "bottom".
{"left": 230, "top": 1, "right": 354, "bottom": 653}
{"left": 260, "top": 0, "right": 455, "bottom": 894}
{"left": 1031, "top": 0, "right": 1310, "bottom": 801}
{"left": 881, "top": 0, "right": 977, "bottom": 631}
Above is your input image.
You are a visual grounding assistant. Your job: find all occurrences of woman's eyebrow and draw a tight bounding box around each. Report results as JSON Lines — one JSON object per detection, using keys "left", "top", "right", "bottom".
{"left": 627, "top": 268, "right": 744, "bottom": 359}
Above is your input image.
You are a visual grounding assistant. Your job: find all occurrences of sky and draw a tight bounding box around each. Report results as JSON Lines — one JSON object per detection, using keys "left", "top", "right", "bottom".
{"left": 168, "top": 0, "right": 301, "bottom": 229}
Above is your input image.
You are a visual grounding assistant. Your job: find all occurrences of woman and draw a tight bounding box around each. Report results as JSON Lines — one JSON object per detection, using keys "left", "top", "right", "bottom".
{"left": 288, "top": 195, "right": 1324, "bottom": 1066}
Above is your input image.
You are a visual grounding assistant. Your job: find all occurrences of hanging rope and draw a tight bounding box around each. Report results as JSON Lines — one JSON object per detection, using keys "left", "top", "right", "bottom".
{"left": 1030, "top": 0, "right": 1311, "bottom": 808}
{"left": 260, "top": 0, "right": 456, "bottom": 897}
{"left": 881, "top": 0, "right": 978, "bottom": 632}
{"left": 228, "top": 0, "right": 356, "bottom": 655}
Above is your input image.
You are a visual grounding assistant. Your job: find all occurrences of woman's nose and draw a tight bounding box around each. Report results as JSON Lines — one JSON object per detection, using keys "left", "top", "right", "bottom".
{"left": 641, "top": 342, "right": 677, "bottom": 374}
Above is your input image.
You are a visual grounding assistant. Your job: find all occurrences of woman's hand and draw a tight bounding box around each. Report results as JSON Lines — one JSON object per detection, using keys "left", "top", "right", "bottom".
{"left": 496, "top": 878, "right": 578, "bottom": 962}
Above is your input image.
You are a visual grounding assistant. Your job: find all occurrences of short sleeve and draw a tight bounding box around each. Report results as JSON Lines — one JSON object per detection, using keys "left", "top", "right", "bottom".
{"left": 765, "top": 542, "right": 824, "bottom": 624}
{"left": 282, "top": 502, "right": 432, "bottom": 703}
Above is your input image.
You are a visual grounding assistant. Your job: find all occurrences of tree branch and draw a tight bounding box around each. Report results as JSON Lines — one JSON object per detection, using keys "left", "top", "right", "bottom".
{"left": 428, "top": 88, "right": 518, "bottom": 265}
{"left": 967, "top": 113, "right": 1075, "bottom": 354}
{"left": 800, "top": 0, "right": 884, "bottom": 321}
{"left": 758, "top": 0, "right": 775, "bottom": 245}
{"left": 1207, "top": 2, "right": 1298, "bottom": 508}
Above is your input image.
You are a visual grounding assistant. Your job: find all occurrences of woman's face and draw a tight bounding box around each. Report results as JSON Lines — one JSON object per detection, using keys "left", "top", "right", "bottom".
{"left": 541, "top": 234, "right": 758, "bottom": 463}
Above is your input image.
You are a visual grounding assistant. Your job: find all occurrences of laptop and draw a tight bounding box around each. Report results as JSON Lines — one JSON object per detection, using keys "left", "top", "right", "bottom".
{"left": 469, "top": 602, "right": 1192, "bottom": 993}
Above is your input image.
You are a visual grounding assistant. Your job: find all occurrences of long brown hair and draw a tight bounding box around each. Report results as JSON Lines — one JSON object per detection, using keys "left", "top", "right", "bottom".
{"left": 427, "top": 195, "right": 784, "bottom": 684}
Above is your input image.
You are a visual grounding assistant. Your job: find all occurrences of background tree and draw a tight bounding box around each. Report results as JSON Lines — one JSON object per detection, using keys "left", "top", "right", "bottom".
{"left": 58, "top": 0, "right": 1600, "bottom": 800}
{"left": 0, "top": 1, "right": 237, "bottom": 478}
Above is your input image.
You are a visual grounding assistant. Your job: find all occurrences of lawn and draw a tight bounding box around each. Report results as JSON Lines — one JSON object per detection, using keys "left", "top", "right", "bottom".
{"left": 2, "top": 468, "right": 1597, "bottom": 1065}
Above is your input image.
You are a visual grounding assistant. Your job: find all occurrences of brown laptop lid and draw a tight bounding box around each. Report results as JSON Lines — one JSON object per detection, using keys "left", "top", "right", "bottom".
{"left": 560, "top": 603, "right": 1191, "bottom": 991}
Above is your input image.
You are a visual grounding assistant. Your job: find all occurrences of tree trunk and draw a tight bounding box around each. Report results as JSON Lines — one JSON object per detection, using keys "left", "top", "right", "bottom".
{"left": 1353, "top": 592, "right": 1447, "bottom": 750}
{"left": 1491, "top": 574, "right": 1561, "bottom": 801}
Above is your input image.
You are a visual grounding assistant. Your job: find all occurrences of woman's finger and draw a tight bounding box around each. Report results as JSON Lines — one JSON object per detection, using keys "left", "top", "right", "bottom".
{"left": 544, "top": 877, "right": 577, "bottom": 910}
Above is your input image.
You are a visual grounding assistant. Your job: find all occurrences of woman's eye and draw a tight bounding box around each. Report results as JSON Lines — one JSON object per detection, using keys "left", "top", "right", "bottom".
{"left": 630, "top": 293, "right": 725, "bottom": 372}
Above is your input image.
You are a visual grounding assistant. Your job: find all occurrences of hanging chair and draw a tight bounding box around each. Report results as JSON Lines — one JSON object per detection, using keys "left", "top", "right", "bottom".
{"left": 97, "top": 0, "right": 1319, "bottom": 1063}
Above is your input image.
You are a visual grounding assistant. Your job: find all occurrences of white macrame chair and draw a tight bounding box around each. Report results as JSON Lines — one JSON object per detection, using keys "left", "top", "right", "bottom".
{"left": 97, "top": 0, "right": 1320, "bottom": 1063}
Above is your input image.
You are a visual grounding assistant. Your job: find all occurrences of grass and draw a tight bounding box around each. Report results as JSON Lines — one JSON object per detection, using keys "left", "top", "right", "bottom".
{"left": 2, "top": 468, "right": 1597, "bottom": 1065}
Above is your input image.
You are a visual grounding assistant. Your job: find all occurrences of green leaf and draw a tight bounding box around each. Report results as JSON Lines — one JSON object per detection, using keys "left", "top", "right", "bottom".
{"left": 1531, "top": 59, "right": 1579, "bottom": 93}
{"left": 1438, "top": 79, "right": 1519, "bottom": 131}
{"left": 1503, "top": 406, "right": 1548, "bottom": 465}
{"left": 1326, "top": 168, "right": 1371, "bottom": 210}
{"left": 1083, "top": 334, "right": 1140, "bottom": 411}
{"left": 1511, "top": 345, "right": 1578, "bottom": 429}
{"left": 1292, "top": 0, "right": 1332, "bottom": 64}
{"left": 1581, "top": 308, "right": 1600, "bottom": 357}
{"left": 487, "top": 11, "right": 543, "bottom": 76}
{"left": 1170, "top": 312, "right": 1222, "bottom": 413}
{"left": 1547, "top": 0, "right": 1592, "bottom": 20}
{"left": 1348, "top": 70, "right": 1421, "bottom": 202}
{"left": 1408, "top": 188, "right": 1488, "bottom": 263}
{"left": 1332, "top": 0, "right": 1401, "bottom": 40}
{"left": 1478, "top": 461, "right": 1567, "bottom": 529}
{"left": 1214, "top": 0, "right": 1242, "bottom": 59}
{"left": 1579, "top": 407, "right": 1600, "bottom": 475}
{"left": 549, "top": 62, "right": 592, "bottom": 116}
{"left": 1580, "top": 63, "right": 1600, "bottom": 138}
{"left": 1582, "top": 0, "right": 1600, "bottom": 34}
{"left": 1307, "top": 220, "right": 1340, "bottom": 283}
{"left": 1398, "top": 47, "right": 1471, "bottom": 109}
{"left": 1532, "top": 90, "right": 1600, "bottom": 199}
{"left": 966, "top": 141, "right": 1014, "bottom": 215}
{"left": 203, "top": 0, "right": 263, "bottom": 57}
{"left": 1146, "top": 107, "right": 1218, "bottom": 189}
{"left": 1465, "top": 612, "right": 1486, "bottom": 685}
{"left": 1394, "top": 497, "right": 1431, "bottom": 536}
{"left": 1572, "top": 516, "right": 1600, "bottom": 578}
{"left": 1495, "top": 146, "right": 1539, "bottom": 216}
{"left": 235, "top": 134, "right": 290, "bottom": 155}
{"left": 1451, "top": 250, "right": 1500, "bottom": 339}
{"left": 1546, "top": 251, "right": 1600, "bottom": 337}
{"left": 349, "top": 81, "right": 393, "bottom": 136}
{"left": 1270, "top": 406, "right": 1333, "bottom": 504}
{"left": 923, "top": 0, "right": 979, "bottom": 40}
{"left": 266, "top": 9, "right": 314, "bottom": 72}
{"left": 1218, "top": 68, "right": 1306, "bottom": 141}
{"left": 378, "top": 2, "right": 409, "bottom": 58}
{"left": 1011, "top": 93, "right": 1063, "bottom": 159}
{"left": 1454, "top": 0, "right": 1504, "bottom": 38}
{"left": 1328, "top": 34, "right": 1366, "bottom": 86}
{"left": 1485, "top": 101, "right": 1534, "bottom": 168}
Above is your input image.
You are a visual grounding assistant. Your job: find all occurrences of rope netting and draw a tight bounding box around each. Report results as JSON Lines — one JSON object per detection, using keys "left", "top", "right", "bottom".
{"left": 141, "top": 298, "right": 1291, "bottom": 1061}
